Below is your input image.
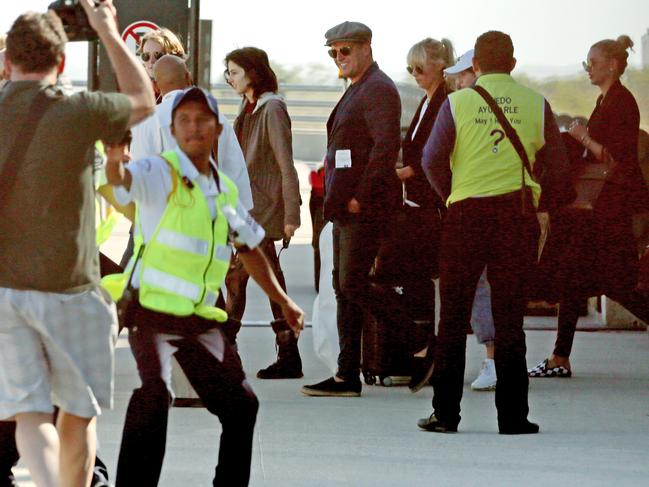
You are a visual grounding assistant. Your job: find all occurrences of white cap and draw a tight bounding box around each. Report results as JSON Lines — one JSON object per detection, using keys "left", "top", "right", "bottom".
{"left": 444, "top": 49, "right": 474, "bottom": 75}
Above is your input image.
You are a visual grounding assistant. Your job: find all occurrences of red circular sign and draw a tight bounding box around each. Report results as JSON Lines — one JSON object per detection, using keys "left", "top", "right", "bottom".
{"left": 121, "top": 20, "right": 160, "bottom": 56}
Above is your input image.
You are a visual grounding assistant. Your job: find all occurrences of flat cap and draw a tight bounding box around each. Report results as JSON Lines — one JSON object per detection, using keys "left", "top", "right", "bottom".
{"left": 324, "top": 21, "right": 372, "bottom": 46}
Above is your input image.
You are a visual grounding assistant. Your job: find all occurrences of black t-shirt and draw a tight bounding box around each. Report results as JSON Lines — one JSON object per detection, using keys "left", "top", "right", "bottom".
{"left": 0, "top": 81, "right": 131, "bottom": 292}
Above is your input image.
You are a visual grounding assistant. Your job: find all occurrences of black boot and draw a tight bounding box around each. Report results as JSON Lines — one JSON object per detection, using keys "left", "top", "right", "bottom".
{"left": 257, "top": 319, "right": 303, "bottom": 379}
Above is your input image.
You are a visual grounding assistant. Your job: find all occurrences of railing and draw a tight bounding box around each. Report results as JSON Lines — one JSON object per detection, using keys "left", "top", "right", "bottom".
{"left": 71, "top": 80, "right": 423, "bottom": 160}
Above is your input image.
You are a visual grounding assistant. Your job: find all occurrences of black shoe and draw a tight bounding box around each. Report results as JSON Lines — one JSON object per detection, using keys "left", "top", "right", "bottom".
{"left": 91, "top": 467, "right": 113, "bottom": 487}
{"left": 301, "top": 377, "right": 361, "bottom": 397}
{"left": 416, "top": 413, "right": 458, "bottom": 433}
{"left": 499, "top": 420, "right": 540, "bottom": 435}
{"left": 257, "top": 358, "right": 304, "bottom": 379}
{"left": 409, "top": 355, "right": 434, "bottom": 393}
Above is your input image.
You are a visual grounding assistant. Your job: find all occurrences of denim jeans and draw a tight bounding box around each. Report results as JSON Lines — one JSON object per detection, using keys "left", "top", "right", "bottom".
{"left": 225, "top": 237, "right": 287, "bottom": 321}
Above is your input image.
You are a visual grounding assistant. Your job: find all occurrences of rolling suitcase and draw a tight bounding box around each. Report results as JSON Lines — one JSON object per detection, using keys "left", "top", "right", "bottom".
{"left": 361, "top": 282, "right": 434, "bottom": 386}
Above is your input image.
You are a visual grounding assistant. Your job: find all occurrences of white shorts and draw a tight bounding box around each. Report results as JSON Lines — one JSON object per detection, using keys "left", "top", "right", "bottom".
{"left": 0, "top": 286, "right": 117, "bottom": 419}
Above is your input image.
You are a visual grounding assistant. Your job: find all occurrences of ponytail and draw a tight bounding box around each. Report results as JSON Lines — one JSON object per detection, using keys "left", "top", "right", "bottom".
{"left": 591, "top": 34, "right": 634, "bottom": 76}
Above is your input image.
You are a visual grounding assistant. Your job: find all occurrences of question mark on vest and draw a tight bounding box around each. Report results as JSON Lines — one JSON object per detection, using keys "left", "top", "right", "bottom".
{"left": 490, "top": 129, "right": 505, "bottom": 153}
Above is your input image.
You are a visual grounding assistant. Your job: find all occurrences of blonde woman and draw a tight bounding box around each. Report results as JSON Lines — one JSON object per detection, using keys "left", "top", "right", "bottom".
{"left": 138, "top": 28, "right": 186, "bottom": 79}
{"left": 529, "top": 35, "right": 649, "bottom": 378}
{"left": 387, "top": 38, "right": 455, "bottom": 392}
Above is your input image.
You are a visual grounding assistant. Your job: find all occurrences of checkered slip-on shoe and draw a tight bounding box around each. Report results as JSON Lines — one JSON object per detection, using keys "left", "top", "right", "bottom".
{"left": 528, "top": 359, "right": 572, "bottom": 378}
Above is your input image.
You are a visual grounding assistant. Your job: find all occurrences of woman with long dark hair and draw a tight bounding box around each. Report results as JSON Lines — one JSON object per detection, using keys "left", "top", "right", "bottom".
{"left": 529, "top": 35, "right": 649, "bottom": 377}
{"left": 224, "top": 47, "right": 302, "bottom": 379}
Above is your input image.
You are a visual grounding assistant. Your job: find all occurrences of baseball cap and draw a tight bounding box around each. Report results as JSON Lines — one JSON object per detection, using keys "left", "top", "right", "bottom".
{"left": 444, "top": 49, "right": 474, "bottom": 75}
{"left": 171, "top": 86, "right": 219, "bottom": 120}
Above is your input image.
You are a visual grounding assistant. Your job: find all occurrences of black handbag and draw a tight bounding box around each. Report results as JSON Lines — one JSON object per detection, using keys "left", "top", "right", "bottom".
{"left": 561, "top": 132, "right": 619, "bottom": 211}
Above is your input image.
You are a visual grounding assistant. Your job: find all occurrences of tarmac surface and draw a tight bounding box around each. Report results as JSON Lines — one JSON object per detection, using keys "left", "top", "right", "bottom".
{"left": 12, "top": 162, "right": 649, "bottom": 486}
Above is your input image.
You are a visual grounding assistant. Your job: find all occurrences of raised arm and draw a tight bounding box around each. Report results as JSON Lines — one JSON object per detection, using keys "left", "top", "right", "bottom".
{"left": 79, "top": 0, "right": 154, "bottom": 126}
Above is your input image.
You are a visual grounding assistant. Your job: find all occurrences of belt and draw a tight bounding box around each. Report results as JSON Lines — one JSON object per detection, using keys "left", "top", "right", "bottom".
{"left": 451, "top": 189, "right": 532, "bottom": 209}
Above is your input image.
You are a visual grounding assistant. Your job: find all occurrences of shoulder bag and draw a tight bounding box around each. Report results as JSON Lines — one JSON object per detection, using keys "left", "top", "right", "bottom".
{"left": 471, "top": 85, "right": 550, "bottom": 263}
{"left": 0, "top": 87, "right": 62, "bottom": 209}
{"left": 561, "top": 132, "right": 618, "bottom": 210}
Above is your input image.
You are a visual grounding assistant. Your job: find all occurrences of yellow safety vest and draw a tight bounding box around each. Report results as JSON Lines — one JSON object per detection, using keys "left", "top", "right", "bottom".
{"left": 94, "top": 140, "right": 121, "bottom": 245}
{"left": 447, "top": 73, "right": 545, "bottom": 207}
{"left": 101, "top": 150, "right": 239, "bottom": 322}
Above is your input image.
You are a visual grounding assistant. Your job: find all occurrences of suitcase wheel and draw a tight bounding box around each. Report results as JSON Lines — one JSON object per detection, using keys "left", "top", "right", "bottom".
{"left": 380, "top": 376, "right": 393, "bottom": 387}
{"left": 363, "top": 371, "right": 376, "bottom": 385}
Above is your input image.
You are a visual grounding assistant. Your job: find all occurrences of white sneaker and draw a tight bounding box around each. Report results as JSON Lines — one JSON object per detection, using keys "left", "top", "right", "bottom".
{"left": 471, "top": 359, "right": 497, "bottom": 391}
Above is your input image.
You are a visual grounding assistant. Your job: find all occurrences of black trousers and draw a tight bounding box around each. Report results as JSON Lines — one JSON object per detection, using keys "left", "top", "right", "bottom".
{"left": 309, "top": 194, "right": 325, "bottom": 292}
{"left": 225, "top": 237, "right": 287, "bottom": 321}
{"left": 551, "top": 210, "right": 649, "bottom": 357}
{"left": 332, "top": 217, "right": 416, "bottom": 381}
{"left": 115, "top": 307, "right": 258, "bottom": 487}
{"left": 431, "top": 192, "right": 538, "bottom": 428}
{"left": 0, "top": 421, "right": 17, "bottom": 487}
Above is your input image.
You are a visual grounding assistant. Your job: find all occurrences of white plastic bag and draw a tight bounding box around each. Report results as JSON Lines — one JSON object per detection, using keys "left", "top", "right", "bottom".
{"left": 311, "top": 222, "right": 339, "bottom": 374}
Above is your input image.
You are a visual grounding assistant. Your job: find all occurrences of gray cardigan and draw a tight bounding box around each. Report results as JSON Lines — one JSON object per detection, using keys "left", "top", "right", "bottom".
{"left": 234, "top": 92, "right": 301, "bottom": 240}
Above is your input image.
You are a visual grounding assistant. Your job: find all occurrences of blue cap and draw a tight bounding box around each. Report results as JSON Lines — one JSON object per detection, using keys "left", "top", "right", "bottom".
{"left": 171, "top": 86, "right": 219, "bottom": 120}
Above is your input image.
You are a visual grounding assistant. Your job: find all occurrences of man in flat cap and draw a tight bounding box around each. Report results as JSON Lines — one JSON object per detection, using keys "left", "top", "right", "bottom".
{"left": 302, "top": 21, "right": 411, "bottom": 396}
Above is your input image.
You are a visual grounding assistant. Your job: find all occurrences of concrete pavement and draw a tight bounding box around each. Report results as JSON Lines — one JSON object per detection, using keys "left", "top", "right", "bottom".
{"left": 14, "top": 327, "right": 649, "bottom": 486}
{"left": 12, "top": 161, "right": 649, "bottom": 486}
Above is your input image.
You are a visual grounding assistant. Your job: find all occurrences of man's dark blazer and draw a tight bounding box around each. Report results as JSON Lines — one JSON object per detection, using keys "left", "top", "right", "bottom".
{"left": 323, "top": 62, "right": 401, "bottom": 222}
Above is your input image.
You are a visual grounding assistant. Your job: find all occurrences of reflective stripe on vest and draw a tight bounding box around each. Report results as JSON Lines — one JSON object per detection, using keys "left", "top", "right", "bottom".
{"left": 447, "top": 73, "right": 545, "bottom": 207}
{"left": 156, "top": 228, "right": 211, "bottom": 256}
{"left": 142, "top": 267, "right": 202, "bottom": 301}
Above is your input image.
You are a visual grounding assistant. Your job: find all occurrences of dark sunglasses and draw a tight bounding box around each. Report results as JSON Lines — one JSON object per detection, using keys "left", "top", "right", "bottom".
{"left": 406, "top": 65, "right": 424, "bottom": 75}
{"left": 140, "top": 51, "right": 164, "bottom": 63}
{"left": 328, "top": 46, "right": 353, "bottom": 59}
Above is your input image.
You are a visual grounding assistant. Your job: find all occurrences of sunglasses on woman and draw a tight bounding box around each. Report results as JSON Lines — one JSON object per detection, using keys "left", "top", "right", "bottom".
{"left": 328, "top": 46, "right": 353, "bottom": 59}
{"left": 407, "top": 65, "right": 424, "bottom": 75}
{"left": 140, "top": 51, "right": 164, "bottom": 63}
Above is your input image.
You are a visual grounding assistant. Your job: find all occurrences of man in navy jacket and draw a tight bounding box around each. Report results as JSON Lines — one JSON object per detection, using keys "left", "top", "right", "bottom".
{"left": 302, "top": 21, "right": 409, "bottom": 396}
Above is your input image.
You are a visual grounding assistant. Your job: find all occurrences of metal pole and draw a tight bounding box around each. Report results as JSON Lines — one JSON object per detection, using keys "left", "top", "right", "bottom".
{"left": 190, "top": 0, "right": 201, "bottom": 85}
{"left": 87, "top": 41, "right": 99, "bottom": 91}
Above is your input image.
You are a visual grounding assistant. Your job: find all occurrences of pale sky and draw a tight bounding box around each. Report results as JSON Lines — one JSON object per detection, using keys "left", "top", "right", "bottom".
{"left": 2, "top": 0, "right": 649, "bottom": 81}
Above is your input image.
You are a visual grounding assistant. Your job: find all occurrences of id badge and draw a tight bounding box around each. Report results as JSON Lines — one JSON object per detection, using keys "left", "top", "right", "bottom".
{"left": 335, "top": 149, "right": 352, "bottom": 169}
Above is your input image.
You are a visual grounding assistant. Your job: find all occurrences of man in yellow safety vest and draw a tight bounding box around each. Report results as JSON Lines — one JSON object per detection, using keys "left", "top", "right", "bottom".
{"left": 104, "top": 86, "right": 304, "bottom": 486}
{"left": 417, "top": 31, "right": 573, "bottom": 435}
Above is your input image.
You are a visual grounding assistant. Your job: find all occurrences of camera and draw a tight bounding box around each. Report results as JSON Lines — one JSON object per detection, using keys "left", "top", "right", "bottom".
{"left": 49, "top": 0, "right": 98, "bottom": 42}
